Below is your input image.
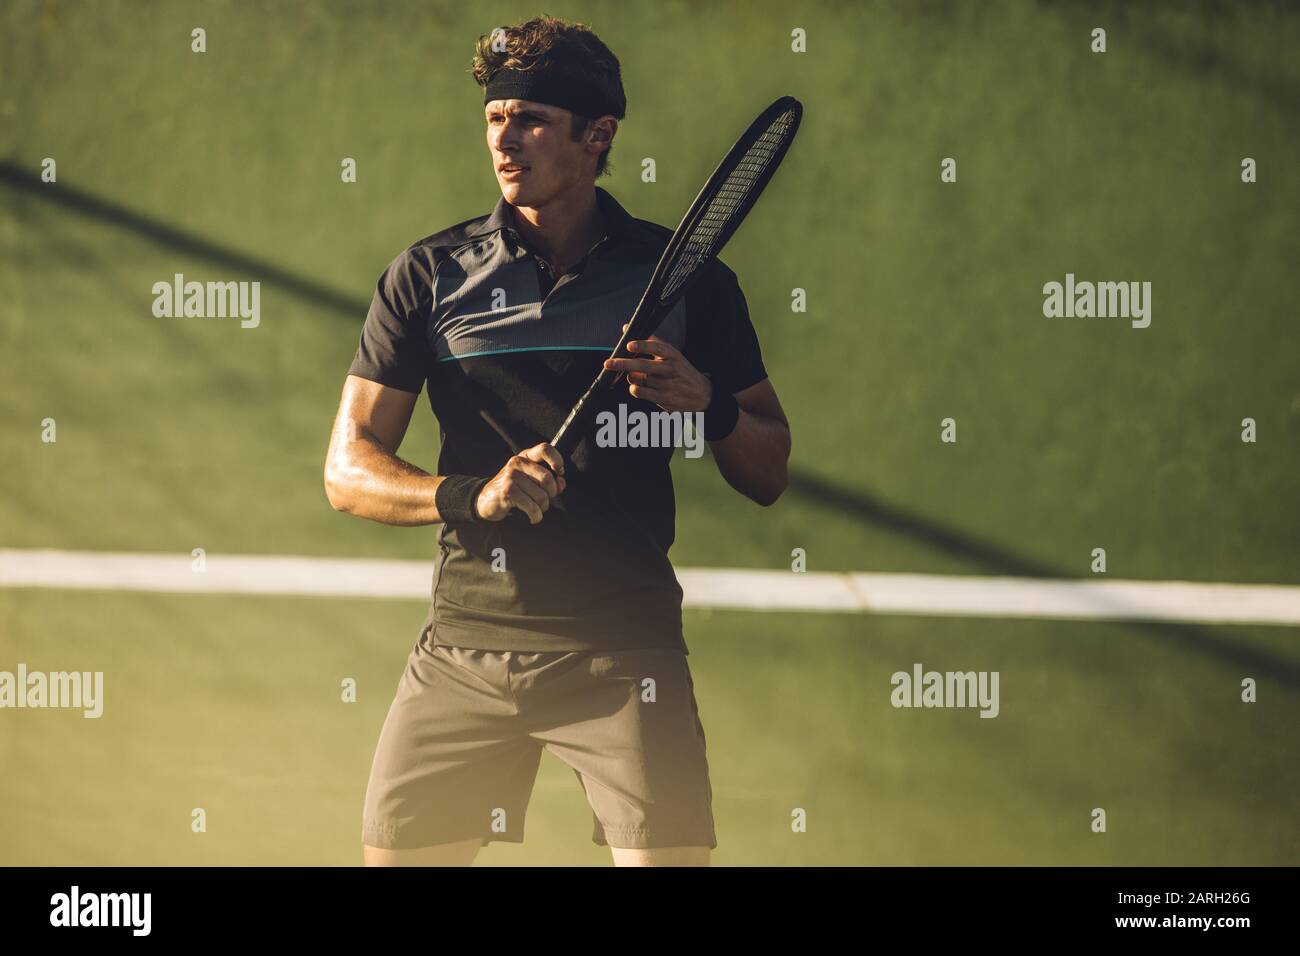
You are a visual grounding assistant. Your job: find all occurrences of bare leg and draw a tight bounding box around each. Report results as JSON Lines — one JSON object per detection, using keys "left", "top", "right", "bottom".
{"left": 363, "top": 838, "right": 482, "bottom": 867}
{"left": 610, "top": 846, "right": 710, "bottom": 867}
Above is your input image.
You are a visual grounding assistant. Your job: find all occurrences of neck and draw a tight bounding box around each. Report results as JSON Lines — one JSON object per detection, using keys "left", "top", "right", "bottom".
{"left": 508, "top": 183, "right": 607, "bottom": 274}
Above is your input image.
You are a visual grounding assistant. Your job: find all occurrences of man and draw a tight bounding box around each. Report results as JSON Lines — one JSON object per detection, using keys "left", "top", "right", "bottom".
{"left": 324, "top": 15, "right": 791, "bottom": 867}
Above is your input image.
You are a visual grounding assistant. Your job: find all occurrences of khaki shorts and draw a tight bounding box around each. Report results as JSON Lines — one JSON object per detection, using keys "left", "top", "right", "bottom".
{"left": 362, "top": 636, "right": 716, "bottom": 851}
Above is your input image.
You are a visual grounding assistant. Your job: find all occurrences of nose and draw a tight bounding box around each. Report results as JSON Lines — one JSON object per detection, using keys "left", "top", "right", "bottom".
{"left": 490, "top": 116, "right": 523, "bottom": 156}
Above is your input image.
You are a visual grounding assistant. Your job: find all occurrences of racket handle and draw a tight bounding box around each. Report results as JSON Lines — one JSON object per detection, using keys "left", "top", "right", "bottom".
{"left": 477, "top": 409, "right": 568, "bottom": 524}
{"left": 551, "top": 378, "right": 608, "bottom": 458}
{"left": 551, "top": 303, "right": 658, "bottom": 457}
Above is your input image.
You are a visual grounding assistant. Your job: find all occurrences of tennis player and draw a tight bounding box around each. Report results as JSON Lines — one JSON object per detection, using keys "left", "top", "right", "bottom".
{"left": 324, "top": 15, "right": 791, "bottom": 866}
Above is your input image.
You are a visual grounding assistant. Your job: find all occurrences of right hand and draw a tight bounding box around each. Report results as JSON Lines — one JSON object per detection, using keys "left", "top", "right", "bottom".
{"left": 475, "top": 443, "right": 566, "bottom": 524}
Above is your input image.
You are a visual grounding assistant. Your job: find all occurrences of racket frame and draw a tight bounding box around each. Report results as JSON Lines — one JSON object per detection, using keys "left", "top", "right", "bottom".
{"left": 550, "top": 95, "right": 803, "bottom": 457}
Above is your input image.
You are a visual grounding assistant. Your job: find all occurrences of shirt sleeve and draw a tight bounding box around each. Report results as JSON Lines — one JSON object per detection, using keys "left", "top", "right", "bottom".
{"left": 346, "top": 249, "right": 432, "bottom": 394}
{"left": 684, "top": 260, "right": 768, "bottom": 397}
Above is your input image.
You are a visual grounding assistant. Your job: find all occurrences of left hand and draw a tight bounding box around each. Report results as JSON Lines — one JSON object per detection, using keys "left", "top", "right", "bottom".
{"left": 603, "top": 324, "right": 712, "bottom": 413}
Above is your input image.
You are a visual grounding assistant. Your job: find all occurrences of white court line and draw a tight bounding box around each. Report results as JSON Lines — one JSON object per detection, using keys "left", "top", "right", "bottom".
{"left": 0, "top": 548, "right": 1297, "bottom": 625}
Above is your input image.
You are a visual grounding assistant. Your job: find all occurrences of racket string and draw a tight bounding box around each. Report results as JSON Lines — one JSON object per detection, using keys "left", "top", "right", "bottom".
{"left": 659, "top": 109, "right": 800, "bottom": 301}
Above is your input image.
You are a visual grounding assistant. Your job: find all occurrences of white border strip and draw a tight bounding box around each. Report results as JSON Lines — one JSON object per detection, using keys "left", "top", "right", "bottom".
{"left": 0, "top": 549, "right": 1297, "bottom": 625}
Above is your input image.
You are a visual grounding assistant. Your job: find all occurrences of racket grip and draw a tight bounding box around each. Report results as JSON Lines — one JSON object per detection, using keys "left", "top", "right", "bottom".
{"left": 551, "top": 379, "right": 607, "bottom": 458}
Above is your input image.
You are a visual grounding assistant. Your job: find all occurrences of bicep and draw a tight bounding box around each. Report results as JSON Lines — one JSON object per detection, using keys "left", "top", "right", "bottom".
{"left": 732, "top": 377, "right": 787, "bottom": 427}
{"left": 331, "top": 375, "right": 420, "bottom": 455}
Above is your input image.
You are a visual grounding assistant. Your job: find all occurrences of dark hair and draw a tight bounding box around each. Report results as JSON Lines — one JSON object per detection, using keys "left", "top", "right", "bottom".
{"left": 472, "top": 15, "right": 625, "bottom": 177}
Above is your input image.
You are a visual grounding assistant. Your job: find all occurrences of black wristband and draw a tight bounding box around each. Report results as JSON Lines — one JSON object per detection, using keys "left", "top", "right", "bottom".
{"left": 435, "top": 475, "right": 489, "bottom": 526}
{"left": 702, "top": 386, "right": 740, "bottom": 441}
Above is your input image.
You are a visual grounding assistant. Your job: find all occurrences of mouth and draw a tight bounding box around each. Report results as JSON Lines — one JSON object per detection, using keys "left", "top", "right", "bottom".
{"left": 498, "top": 164, "right": 529, "bottom": 177}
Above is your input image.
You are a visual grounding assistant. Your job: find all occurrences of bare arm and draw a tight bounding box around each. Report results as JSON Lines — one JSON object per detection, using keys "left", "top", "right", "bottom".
{"left": 323, "top": 375, "right": 565, "bottom": 526}
{"left": 707, "top": 378, "right": 791, "bottom": 507}
{"left": 323, "top": 375, "right": 440, "bottom": 525}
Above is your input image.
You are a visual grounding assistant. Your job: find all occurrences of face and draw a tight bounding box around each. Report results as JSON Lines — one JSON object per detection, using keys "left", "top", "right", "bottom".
{"left": 485, "top": 98, "right": 592, "bottom": 206}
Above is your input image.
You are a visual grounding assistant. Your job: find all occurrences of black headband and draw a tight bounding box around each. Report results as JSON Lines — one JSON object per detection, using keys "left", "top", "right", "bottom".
{"left": 483, "top": 67, "right": 624, "bottom": 120}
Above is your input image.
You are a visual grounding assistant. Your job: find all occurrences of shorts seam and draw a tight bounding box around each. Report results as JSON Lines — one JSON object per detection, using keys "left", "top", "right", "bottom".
{"left": 362, "top": 824, "right": 508, "bottom": 848}
{"left": 594, "top": 824, "right": 717, "bottom": 849}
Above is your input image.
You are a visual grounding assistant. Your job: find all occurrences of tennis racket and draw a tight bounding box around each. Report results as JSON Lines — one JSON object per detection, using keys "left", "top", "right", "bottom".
{"left": 550, "top": 94, "right": 803, "bottom": 459}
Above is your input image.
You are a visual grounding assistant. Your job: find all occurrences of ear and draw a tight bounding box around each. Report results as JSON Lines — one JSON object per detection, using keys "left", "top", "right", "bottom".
{"left": 588, "top": 116, "right": 618, "bottom": 149}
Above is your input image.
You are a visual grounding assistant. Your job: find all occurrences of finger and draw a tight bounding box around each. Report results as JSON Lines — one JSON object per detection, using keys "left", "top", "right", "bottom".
{"left": 628, "top": 382, "right": 672, "bottom": 404}
{"left": 521, "top": 442, "right": 566, "bottom": 478}
{"left": 506, "top": 484, "right": 545, "bottom": 524}
{"left": 513, "top": 460, "right": 560, "bottom": 499}
{"left": 513, "top": 450, "right": 563, "bottom": 495}
{"left": 604, "top": 356, "right": 663, "bottom": 374}
{"left": 626, "top": 337, "right": 679, "bottom": 359}
{"left": 630, "top": 369, "right": 678, "bottom": 388}
{"left": 530, "top": 444, "right": 566, "bottom": 481}
{"left": 508, "top": 472, "right": 551, "bottom": 510}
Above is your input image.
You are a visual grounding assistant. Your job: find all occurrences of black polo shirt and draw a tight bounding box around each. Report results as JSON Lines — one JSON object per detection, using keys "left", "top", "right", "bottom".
{"left": 347, "top": 186, "right": 767, "bottom": 653}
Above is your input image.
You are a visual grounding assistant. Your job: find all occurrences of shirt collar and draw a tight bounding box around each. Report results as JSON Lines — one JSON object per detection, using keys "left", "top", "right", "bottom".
{"left": 469, "top": 186, "right": 639, "bottom": 244}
